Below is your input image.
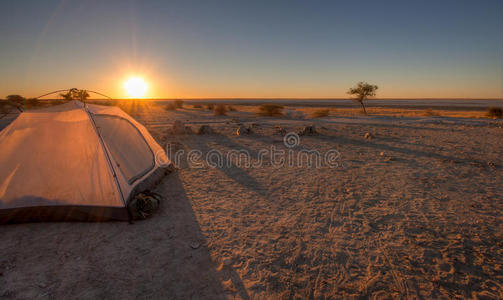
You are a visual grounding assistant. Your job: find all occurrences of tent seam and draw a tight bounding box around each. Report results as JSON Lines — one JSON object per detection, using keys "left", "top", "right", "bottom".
{"left": 83, "top": 104, "right": 128, "bottom": 208}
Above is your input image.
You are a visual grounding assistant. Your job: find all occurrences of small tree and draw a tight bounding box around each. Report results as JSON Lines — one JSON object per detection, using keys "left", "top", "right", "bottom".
{"left": 77, "top": 90, "right": 90, "bottom": 101}
{"left": 59, "top": 88, "right": 89, "bottom": 101}
{"left": 347, "top": 82, "right": 378, "bottom": 115}
{"left": 6, "top": 94, "right": 25, "bottom": 105}
{"left": 5, "top": 95, "right": 41, "bottom": 109}
{"left": 59, "top": 91, "right": 73, "bottom": 100}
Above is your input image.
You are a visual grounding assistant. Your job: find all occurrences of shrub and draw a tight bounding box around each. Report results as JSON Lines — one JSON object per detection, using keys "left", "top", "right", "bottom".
{"left": 258, "top": 104, "right": 284, "bottom": 116}
{"left": 206, "top": 103, "right": 215, "bottom": 110}
{"left": 214, "top": 104, "right": 227, "bottom": 116}
{"left": 174, "top": 100, "right": 184, "bottom": 108}
{"left": 0, "top": 102, "right": 12, "bottom": 114}
{"left": 25, "top": 98, "right": 41, "bottom": 109}
{"left": 312, "top": 109, "right": 329, "bottom": 118}
{"left": 193, "top": 104, "right": 202, "bottom": 109}
{"left": 423, "top": 108, "right": 439, "bottom": 116}
{"left": 487, "top": 107, "right": 503, "bottom": 119}
{"left": 6, "top": 94, "right": 25, "bottom": 104}
{"left": 165, "top": 103, "right": 177, "bottom": 110}
{"left": 227, "top": 105, "right": 237, "bottom": 112}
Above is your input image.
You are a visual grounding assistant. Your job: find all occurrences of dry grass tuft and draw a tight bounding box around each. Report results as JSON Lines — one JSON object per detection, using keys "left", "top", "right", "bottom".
{"left": 311, "top": 109, "right": 330, "bottom": 118}
{"left": 487, "top": 107, "right": 503, "bottom": 119}
{"left": 214, "top": 104, "right": 227, "bottom": 116}
{"left": 174, "top": 100, "right": 184, "bottom": 108}
{"left": 423, "top": 108, "right": 440, "bottom": 116}
{"left": 165, "top": 103, "right": 177, "bottom": 111}
{"left": 258, "top": 104, "right": 284, "bottom": 116}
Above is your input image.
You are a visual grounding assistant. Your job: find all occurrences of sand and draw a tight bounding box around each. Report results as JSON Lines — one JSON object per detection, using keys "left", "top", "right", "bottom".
{"left": 1, "top": 103, "right": 502, "bottom": 299}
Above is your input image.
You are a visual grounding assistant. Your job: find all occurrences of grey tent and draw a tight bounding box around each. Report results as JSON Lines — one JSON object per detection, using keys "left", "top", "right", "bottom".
{"left": 0, "top": 100, "right": 172, "bottom": 223}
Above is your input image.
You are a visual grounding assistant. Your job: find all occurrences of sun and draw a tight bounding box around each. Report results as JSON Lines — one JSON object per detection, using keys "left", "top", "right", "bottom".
{"left": 124, "top": 77, "right": 148, "bottom": 98}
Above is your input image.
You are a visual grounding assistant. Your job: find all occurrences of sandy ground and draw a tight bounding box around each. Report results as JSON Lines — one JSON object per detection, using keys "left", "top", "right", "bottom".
{"left": 1, "top": 103, "right": 503, "bottom": 299}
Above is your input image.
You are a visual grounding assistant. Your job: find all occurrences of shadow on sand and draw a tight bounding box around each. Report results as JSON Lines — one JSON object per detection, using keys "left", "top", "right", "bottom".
{"left": 0, "top": 172, "right": 251, "bottom": 299}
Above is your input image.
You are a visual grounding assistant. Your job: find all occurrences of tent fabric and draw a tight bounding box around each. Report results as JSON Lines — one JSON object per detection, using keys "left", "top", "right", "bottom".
{"left": 93, "top": 115, "right": 155, "bottom": 184}
{"left": 0, "top": 100, "right": 171, "bottom": 223}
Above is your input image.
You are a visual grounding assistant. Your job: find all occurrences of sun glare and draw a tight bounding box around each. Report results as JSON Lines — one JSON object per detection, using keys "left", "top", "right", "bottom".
{"left": 124, "top": 77, "right": 148, "bottom": 98}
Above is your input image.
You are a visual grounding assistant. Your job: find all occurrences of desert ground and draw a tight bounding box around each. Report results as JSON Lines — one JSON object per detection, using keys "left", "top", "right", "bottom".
{"left": 1, "top": 101, "right": 503, "bottom": 299}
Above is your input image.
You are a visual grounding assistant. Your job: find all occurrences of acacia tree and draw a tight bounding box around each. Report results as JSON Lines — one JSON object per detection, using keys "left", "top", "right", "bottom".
{"left": 77, "top": 90, "right": 90, "bottom": 101}
{"left": 59, "top": 91, "right": 73, "bottom": 100}
{"left": 59, "top": 88, "right": 89, "bottom": 101}
{"left": 5, "top": 95, "right": 40, "bottom": 110}
{"left": 347, "top": 82, "right": 378, "bottom": 115}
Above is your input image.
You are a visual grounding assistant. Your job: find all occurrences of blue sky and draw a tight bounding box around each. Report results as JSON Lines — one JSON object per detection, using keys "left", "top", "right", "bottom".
{"left": 1, "top": 0, "right": 502, "bottom": 98}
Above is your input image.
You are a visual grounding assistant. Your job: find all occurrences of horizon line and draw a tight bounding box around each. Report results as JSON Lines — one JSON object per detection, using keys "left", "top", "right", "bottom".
{"left": 28, "top": 97, "right": 503, "bottom": 101}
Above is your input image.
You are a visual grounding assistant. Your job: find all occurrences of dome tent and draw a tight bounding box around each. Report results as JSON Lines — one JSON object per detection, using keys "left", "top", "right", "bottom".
{"left": 0, "top": 100, "right": 172, "bottom": 223}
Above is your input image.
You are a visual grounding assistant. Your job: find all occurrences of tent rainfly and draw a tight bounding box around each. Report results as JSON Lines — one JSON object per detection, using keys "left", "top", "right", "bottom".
{"left": 0, "top": 100, "right": 172, "bottom": 223}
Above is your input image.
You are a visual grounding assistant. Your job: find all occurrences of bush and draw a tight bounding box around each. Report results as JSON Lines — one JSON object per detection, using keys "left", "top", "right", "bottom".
{"left": 6, "top": 94, "right": 25, "bottom": 104}
{"left": 174, "top": 100, "right": 184, "bottom": 108}
{"left": 206, "top": 103, "right": 215, "bottom": 110}
{"left": 312, "top": 109, "right": 329, "bottom": 118}
{"left": 25, "top": 98, "right": 41, "bottom": 109}
{"left": 227, "top": 105, "right": 237, "bottom": 112}
{"left": 5, "top": 95, "right": 42, "bottom": 109}
{"left": 487, "top": 107, "right": 503, "bottom": 119}
{"left": 0, "top": 102, "right": 12, "bottom": 114}
{"left": 165, "top": 103, "right": 177, "bottom": 110}
{"left": 193, "top": 104, "right": 203, "bottom": 109}
{"left": 258, "top": 104, "right": 284, "bottom": 116}
{"left": 423, "top": 108, "right": 439, "bottom": 116}
{"left": 214, "top": 104, "right": 227, "bottom": 116}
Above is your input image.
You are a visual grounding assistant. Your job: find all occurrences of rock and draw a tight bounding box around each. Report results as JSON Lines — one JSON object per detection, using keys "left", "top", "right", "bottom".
{"left": 172, "top": 120, "right": 184, "bottom": 131}
{"left": 171, "top": 120, "right": 192, "bottom": 134}
{"left": 277, "top": 127, "right": 287, "bottom": 135}
{"left": 298, "top": 125, "right": 317, "bottom": 136}
{"left": 364, "top": 132, "right": 373, "bottom": 139}
{"left": 236, "top": 125, "right": 252, "bottom": 136}
{"left": 172, "top": 120, "right": 185, "bottom": 134}
{"left": 197, "top": 125, "right": 213, "bottom": 135}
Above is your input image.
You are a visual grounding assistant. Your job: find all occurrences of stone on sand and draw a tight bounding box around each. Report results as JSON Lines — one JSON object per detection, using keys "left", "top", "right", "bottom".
{"left": 236, "top": 125, "right": 252, "bottom": 136}
{"left": 299, "top": 125, "right": 317, "bottom": 135}
{"left": 171, "top": 120, "right": 192, "bottom": 134}
{"left": 197, "top": 125, "right": 214, "bottom": 135}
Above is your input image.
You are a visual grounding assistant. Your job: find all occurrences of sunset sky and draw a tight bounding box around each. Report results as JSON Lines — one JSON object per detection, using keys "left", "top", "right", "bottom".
{"left": 1, "top": 0, "right": 502, "bottom": 99}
